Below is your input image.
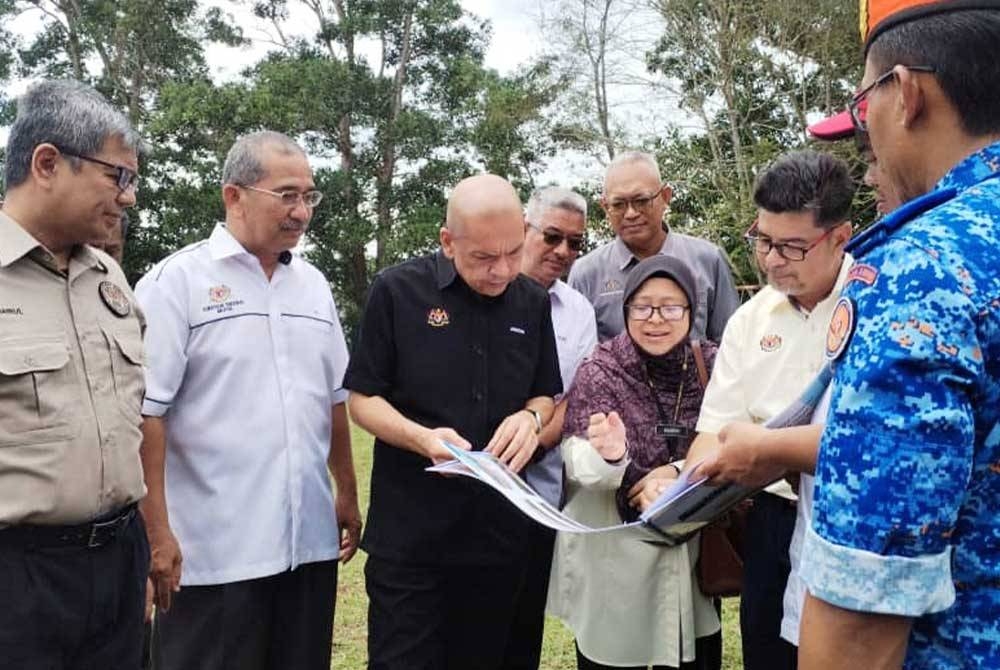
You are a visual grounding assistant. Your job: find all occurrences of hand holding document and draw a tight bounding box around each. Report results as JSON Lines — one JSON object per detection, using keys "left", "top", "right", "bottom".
{"left": 428, "top": 364, "right": 835, "bottom": 544}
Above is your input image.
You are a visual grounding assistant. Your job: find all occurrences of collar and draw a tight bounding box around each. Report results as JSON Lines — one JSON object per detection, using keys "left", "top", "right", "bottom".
{"left": 763, "top": 252, "right": 855, "bottom": 315}
{"left": 0, "top": 211, "right": 42, "bottom": 268}
{"left": 434, "top": 249, "right": 459, "bottom": 289}
{"left": 848, "top": 140, "right": 1000, "bottom": 258}
{"left": 209, "top": 223, "right": 252, "bottom": 262}
{"left": 0, "top": 211, "right": 106, "bottom": 274}
{"left": 548, "top": 278, "right": 570, "bottom": 305}
{"left": 612, "top": 229, "right": 671, "bottom": 271}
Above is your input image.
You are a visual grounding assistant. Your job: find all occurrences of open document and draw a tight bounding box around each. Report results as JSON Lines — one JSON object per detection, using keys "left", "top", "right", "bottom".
{"left": 428, "top": 363, "right": 834, "bottom": 545}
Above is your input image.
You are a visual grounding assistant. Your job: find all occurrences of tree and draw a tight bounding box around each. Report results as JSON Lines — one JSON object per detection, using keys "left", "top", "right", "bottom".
{"left": 143, "top": 0, "right": 558, "bottom": 334}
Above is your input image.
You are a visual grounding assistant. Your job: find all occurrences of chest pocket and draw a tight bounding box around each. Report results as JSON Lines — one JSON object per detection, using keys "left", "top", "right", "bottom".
{"left": 0, "top": 339, "right": 77, "bottom": 446}
{"left": 102, "top": 327, "right": 145, "bottom": 424}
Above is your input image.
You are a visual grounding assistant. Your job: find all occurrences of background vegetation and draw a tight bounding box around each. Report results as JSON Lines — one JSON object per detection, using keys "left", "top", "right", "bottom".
{"left": 0, "top": 0, "right": 869, "bottom": 336}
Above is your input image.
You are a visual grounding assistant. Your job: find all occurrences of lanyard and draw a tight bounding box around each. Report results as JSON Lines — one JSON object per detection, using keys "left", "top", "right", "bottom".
{"left": 644, "top": 347, "right": 689, "bottom": 458}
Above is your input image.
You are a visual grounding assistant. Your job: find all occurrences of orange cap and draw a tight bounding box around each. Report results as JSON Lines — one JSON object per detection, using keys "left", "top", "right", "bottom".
{"left": 862, "top": 0, "right": 1000, "bottom": 49}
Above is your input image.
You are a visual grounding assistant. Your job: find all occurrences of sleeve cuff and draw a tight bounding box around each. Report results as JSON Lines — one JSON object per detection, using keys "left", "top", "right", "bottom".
{"left": 330, "top": 387, "right": 349, "bottom": 406}
{"left": 141, "top": 396, "right": 171, "bottom": 417}
{"left": 800, "top": 524, "right": 955, "bottom": 616}
{"left": 560, "top": 436, "right": 628, "bottom": 489}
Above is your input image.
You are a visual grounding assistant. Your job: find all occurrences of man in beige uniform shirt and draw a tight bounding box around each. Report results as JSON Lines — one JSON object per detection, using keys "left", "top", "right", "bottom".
{"left": 0, "top": 79, "right": 148, "bottom": 669}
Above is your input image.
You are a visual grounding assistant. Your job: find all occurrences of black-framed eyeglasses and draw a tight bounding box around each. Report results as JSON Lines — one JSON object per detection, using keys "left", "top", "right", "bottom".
{"left": 848, "top": 64, "right": 936, "bottom": 133}
{"left": 58, "top": 149, "right": 139, "bottom": 192}
{"left": 744, "top": 219, "right": 836, "bottom": 262}
{"left": 526, "top": 221, "right": 585, "bottom": 252}
{"left": 625, "top": 303, "right": 689, "bottom": 321}
{"left": 240, "top": 185, "right": 324, "bottom": 208}
{"left": 606, "top": 186, "right": 665, "bottom": 216}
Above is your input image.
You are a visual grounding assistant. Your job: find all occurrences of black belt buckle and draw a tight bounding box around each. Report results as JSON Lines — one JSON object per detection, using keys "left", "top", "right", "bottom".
{"left": 86, "top": 505, "right": 135, "bottom": 548}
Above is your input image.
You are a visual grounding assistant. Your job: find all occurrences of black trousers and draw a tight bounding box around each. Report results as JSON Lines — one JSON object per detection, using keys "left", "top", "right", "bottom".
{"left": 505, "top": 525, "right": 556, "bottom": 669}
{"left": 152, "top": 559, "right": 338, "bottom": 670}
{"left": 366, "top": 554, "right": 534, "bottom": 670}
{"left": 740, "top": 493, "right": 798, "bottom": 670}
{"left": 0, "top": 511, "right": 150, "bottom": 670}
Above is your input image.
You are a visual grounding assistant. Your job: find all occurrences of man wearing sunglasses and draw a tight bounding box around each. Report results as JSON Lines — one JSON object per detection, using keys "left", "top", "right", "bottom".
{"left": 514, "top": 186, "right": 598, "bottom": 668}
{"left": 568, "top": 151, "right": 739, "bottom": 343}
{"left": 0, "top": 80, "right": 148, "bottom": 669}
{"left": 781, "top": 2, "right": 1000, "bottom": 668}
{"left": 135, "top": 131, "right": 359, "bottom": 670}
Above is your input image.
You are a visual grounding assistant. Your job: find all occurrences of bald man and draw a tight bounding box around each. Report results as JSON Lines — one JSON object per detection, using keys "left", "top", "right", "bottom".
{"left": 345, "top": 174, "right": 562, "bottom": 669}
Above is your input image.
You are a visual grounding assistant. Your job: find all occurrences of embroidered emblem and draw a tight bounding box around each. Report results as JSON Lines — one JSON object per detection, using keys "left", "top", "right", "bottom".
{"left": 845, "top": 263, "right": 879, "bottom": 287}
{"left": 427, "top": 308, "right": 450, "bottom": 327}
{"left": 99, "top": 281, "right": 131, "bottom": 318}
{"left": 603, "top": 278, "right": 622, "bottom": 292}
{"left": 209, "top": 285, "right": 231, "bottom": 303}
{"left": 759, "top": 334, "right": 783, "bottom": 352}
{"left": 0, "top": 306, "right": 23, "bottom": 316}
{"left": 825, "top": 297, "right": 855, "bottom": 362}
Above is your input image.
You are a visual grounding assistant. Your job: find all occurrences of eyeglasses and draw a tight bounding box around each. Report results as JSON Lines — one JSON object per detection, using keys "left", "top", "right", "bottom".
{"left": 526, "top": 221, "right": 585, "bottom": 252}
{"left": 848, "top": 64, "right": 936, "bottom": 133}
{"left": 240, "top": 185, "right": 324, "bottom": 208}
{"left": 58, "top": 149, "right": 139, "bottom": 192}
{"left": 625, "top": 303, "right": 689, "bottom": 321}
{"left": 605, "top": 187, "right": 665, "bottom": 216}
{"left": 745, "top": 220, "right": 836, "bottom": 262}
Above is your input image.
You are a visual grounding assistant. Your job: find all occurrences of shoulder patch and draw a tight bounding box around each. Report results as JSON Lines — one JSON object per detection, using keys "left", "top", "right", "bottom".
{"left": 825, "top": 297, "right": 855, "bottom": 362}
{"left": 845, "top": 263, "right": 879, "bottom": 288}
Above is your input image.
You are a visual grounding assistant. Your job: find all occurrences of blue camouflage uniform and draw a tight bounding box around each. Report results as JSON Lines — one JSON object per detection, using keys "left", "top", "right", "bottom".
{"left": 800, "top": 142, "right": 1000, "bottom": 669}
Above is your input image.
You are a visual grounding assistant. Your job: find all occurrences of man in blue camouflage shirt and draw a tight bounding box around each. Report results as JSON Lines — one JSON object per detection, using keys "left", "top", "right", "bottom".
{"left": 798, "top": 2, "right": 1000, "bottom": 669}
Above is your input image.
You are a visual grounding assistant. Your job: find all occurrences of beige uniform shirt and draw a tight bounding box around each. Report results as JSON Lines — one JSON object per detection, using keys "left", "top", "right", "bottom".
{"left": 0, "top": 211, "right": 146, "bottom": 526}
{"left": 695, "top": 255, "right": 853, "bottom": 500}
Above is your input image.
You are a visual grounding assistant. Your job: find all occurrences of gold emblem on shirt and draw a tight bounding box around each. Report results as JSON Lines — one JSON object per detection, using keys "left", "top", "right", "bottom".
{"left": 209, "top": 285, "right": 231, "bottom": 303}
{"left": 427, "top": 307, "right": 450, "bottom": 327}
{"left": 759, "top": 334, "right": 782, "bottom": 352}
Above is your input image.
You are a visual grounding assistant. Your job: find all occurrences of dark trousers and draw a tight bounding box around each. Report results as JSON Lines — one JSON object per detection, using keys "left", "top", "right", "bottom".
{"left": 575, "top": 631, "right": 722, "bottom": 670}
{"left": 152, "top": 559, "right": 338, "bottom": 670}
{"left": 0, "top": 511, "right": 150, "bottom": 670}
{"left": 366, "top": 554, "right": 533, "bottom": 670}
{"left": 740, "top": 492, "right": 798, "bottom": 670}
{"left": 505, "top": 525, "right": 556, "bottom": 669}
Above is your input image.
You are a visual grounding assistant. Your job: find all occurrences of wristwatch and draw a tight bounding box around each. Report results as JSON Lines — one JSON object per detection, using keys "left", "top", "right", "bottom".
{"left": 525, "top": 408, "right": 543, "bottom": 434}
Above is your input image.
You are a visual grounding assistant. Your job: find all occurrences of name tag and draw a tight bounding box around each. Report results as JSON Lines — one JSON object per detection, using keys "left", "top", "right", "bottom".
{"left": 655, "top": 423, "right": 690, "bottom": 439}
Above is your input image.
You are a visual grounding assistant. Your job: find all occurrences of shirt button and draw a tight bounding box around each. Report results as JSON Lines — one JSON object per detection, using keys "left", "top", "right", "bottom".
{"left": 472, "top": 345, "right": 484, "bottom": 356}
{"left": 24, "top": 355, "right": 36, "bottom": 366}
{"left": 472, "top": 390, "right": 483, "bottom": 402}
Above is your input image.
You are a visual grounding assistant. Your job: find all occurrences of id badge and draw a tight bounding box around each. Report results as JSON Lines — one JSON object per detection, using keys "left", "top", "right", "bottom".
{"left": 655, "top": 423, "right": 690, "bottom": 439}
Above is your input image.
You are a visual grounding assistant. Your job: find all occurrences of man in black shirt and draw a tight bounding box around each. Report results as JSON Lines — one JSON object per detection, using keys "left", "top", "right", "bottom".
{"left": 346, "top": 174, "right": 562, "bottom": 669}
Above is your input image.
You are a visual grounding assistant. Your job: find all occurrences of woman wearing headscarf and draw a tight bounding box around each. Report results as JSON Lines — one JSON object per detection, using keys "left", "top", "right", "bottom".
{"left": 547, "top": 255, "right": 722, "bottom": 670}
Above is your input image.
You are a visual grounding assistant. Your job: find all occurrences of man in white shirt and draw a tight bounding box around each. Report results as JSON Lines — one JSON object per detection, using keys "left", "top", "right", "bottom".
{"left": 682, "top": 150, "right": 857, "bottom": 670}
{"left": 136, "top": 131, "right": 360, "bottom": 670}
{"left": 512, "top": 186, "right": 598, "bottom": 667}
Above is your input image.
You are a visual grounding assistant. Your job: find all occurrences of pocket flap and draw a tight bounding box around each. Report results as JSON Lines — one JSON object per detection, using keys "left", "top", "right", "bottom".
{"left": 112, "top": 331, "right": 145, "bottom": 365}
{"left": 0, "top": 341, "right": 70, "bottom": 375}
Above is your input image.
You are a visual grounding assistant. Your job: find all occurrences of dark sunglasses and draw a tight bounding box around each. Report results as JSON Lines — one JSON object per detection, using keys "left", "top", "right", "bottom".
{"left": 526, "top": 221, "right": 585, "bottom": 252}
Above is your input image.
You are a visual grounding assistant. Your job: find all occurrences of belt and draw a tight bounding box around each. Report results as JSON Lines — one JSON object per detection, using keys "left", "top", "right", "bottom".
{"left": 0, "top": 503, "right": 138, "bottom": 549}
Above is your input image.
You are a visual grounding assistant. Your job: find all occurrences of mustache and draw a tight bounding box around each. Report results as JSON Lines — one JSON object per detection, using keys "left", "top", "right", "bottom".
{"left": 279, "top": 220, "right": 306, "bottom": 231}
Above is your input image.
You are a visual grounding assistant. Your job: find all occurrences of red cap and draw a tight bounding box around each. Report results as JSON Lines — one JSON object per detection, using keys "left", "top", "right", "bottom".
{"left": 862, "top": 0, "right": 1000, "bottom": 51}
{"left": 808, "top": 110, "right": 856, "bottom": 141}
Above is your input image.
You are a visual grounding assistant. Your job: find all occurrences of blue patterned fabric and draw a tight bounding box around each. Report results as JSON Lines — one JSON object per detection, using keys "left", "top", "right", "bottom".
{"left": 801, "top": 143, "right": 1000, "bottom": 669}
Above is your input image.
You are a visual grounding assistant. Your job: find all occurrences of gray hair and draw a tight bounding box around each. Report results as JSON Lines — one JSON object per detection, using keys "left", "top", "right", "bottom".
{"left": 221, "top": 131, "right": 306, "bottom": 186}
{"left": 525, "top": 186, "right": 588, "bottom": 223}
{"left": 603, "top": 150, "right": 662, "bottom": 194}
{"left": 4, "top": 80, "right": 142, "bottom": 189}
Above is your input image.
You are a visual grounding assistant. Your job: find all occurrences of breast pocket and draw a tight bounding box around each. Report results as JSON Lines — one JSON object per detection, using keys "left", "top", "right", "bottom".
{"left": 0, "top": 339, "right": 77, "bottom": 446}
{"left": 103, "top": 328, "right": 145, "bottom": 424}
{"left": 499, "top": 329, "right": 538, "bottom": 402}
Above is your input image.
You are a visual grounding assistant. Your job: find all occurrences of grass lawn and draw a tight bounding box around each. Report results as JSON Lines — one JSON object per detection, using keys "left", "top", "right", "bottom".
{"left": 332, "top": 425, "right": 744, "bottom": 669}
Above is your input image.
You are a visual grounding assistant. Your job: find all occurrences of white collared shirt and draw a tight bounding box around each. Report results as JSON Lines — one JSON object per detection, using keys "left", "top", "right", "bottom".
{"left": 696, "top": 254, "right": 853, "bottom": 500}
{"left": 136, "top": 224, "right": 349, "bottom": 586}
{"left": 525, "top": 279, "right": 598, "bottom": 506}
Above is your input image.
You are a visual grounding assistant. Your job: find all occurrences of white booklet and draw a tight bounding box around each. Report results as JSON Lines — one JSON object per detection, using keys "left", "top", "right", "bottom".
{"left": 427, "top": 363, "right": 833, "bottom": 545}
